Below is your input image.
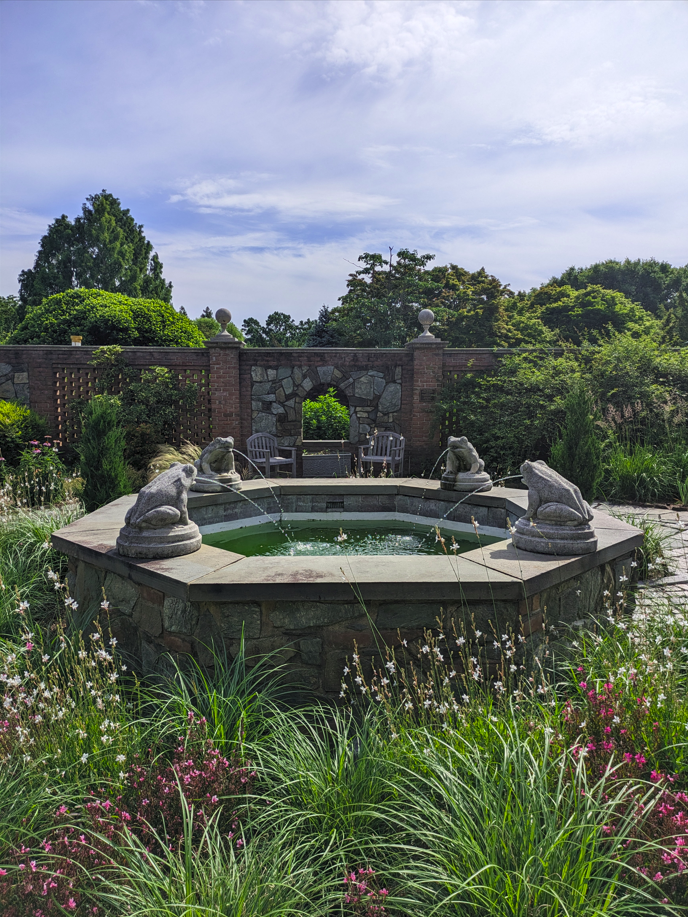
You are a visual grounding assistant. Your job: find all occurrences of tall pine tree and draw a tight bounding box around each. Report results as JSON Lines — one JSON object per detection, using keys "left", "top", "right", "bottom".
{"left": 549, "top": 382, "right": 602, "bottom": 502}
{"left": 18, "top": 191, "right": 172, "bottom": 318}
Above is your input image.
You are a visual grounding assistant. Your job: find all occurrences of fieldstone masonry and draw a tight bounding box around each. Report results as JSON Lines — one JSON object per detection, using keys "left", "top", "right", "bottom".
{"left": 250, "top": 363, "right": 403, "bottom": 446}
{"left": 0, "top": 360, "right": 29, "bottom": 404}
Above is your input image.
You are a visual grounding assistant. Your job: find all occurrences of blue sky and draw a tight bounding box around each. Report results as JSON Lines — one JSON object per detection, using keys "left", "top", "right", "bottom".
{"left": 1, "top": 0, "right": 686, "bottom": 322}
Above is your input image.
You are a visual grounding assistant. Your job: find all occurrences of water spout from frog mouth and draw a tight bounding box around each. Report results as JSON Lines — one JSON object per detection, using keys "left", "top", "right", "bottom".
{"left": 413, "top": 473, "right": 524, "bottom": 549}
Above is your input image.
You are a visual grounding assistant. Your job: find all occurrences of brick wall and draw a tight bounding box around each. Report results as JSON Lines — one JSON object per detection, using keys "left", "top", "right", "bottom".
{"left": 1, "top": 342, "right": 553, "bottom": 472}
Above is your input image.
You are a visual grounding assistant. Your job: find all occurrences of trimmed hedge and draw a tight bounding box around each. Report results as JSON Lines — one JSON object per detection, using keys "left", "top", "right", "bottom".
{"left": 9, "top": 289, "right": 205, "bottom": 347}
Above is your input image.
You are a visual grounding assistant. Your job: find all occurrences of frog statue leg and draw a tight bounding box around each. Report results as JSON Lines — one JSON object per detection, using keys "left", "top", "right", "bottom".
{"left": 525, "top": 488, "right": 541, "bottom": 520}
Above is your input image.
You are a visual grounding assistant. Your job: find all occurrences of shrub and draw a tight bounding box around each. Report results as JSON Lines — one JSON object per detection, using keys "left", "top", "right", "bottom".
{"left": 0, "top": 400, "right": 48, "bottom": 466}
{"left": 78, "top": 396, "right": 130, "bottom": 512}
{"left": 303, "top": 387, "right": 349, "bottom": 439}
{"left": 7, "top": 442, "right": 67, "bottom": 507}
{"left": 550, "top": 381, "right": 602, "bottom": 501}
{"left": 9, "top": 288, "right": 205, "bottom": 347}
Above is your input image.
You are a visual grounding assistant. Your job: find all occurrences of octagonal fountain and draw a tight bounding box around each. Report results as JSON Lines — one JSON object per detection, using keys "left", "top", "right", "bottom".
{"left": 53, "top": 441, "right": 643, "bottom": 695}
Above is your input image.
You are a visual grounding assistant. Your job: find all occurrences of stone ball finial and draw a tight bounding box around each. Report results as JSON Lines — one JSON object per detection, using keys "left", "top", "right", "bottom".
{"left": 215, "top": 308, "right": 233, "bottom": 335}
{"left": 417, "top": 308, "right": 435, "bottom": 339}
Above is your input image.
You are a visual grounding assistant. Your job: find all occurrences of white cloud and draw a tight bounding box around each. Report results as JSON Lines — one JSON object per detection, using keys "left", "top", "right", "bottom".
{"left": 170, "top": 177, "right": 395, "bottom": 218}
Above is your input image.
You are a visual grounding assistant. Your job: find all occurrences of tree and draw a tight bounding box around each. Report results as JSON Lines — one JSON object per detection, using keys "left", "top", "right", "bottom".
{"left": 18, "top": 191, "right": 172, "bottom": 317}
{"left": 530, "top": 284, "right": 658, "bottom": 344}
{"left": 0, "top": 295, "right": 20, "bottom": 342}
{"left": 551, "top": 258, "right": 688, "bottom": 316}
{"left": 193, "top": 315, "right": 244, "bottom": 340}
{"left": 331, "top": 249, "right": 442, "bottom": 347}
{"left": 549, "top": 382, "right": 602, "bottom": 502}
{"left": 9, "top": 289, "right": 205, "bottom": 347}
{"left": 241, "top": 311, "right": 314, "bottom": 347}
{"left": 302, "top": 388, "right": 349, "bottom": 438}
{"left": 78, "top": 395, "right": 131, "bottom": 512}
{"left": 306, "top": 305, "right": 341, "bottom": 347}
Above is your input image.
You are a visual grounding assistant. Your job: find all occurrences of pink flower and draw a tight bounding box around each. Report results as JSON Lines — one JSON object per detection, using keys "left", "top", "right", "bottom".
{"left": 67, "top": 898, "right": 77, "bottom": 910}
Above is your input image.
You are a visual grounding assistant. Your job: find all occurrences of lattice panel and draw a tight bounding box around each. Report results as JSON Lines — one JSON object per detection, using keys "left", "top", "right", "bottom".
{"left": 174, "top": 368, "right": 212, "bottom": 446}
{"left": 440, "top": 368, "right": 464, "bottom": 442}
{"left": 53, "top": 363, "right": 212, "bottom": 448}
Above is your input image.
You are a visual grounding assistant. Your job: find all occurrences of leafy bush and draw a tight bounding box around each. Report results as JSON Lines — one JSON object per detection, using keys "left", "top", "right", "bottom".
{"left": 550, "top": 381, "right": 602, "bottom": 501}
{"left": 7, "top": 442, "right": 68, "bottom": 508}
{"left": 303, "top": 387, "right": 350, "bottom": 439}
{"left": 78, "top": 396, "right": 130, "bottom": 512}
{"left": 9, "top": 288, "right": 205, "bottom": 347}
{"left": 0, "top": 400, "right": 48, "bottom": 466}
{"left": 600, "top": 441, "right": 688, "bottom": 505}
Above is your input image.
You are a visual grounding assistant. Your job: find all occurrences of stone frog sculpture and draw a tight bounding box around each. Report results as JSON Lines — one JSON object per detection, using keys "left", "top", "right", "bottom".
{"left": 521, "top": 460, "right": 594, "bottom": 526}
{"left": 512, "top": 460, "right": 597, "bottom": 555}
{"left": 192, "top": 436, "right": 242, "bottom": 493}
{"left": 117, "top": 463, "right": 202, "bottom": 558}
{"left": 441, "top": 435, "right": 492, "bottom": 492}
{"left": 447, "top": 436, "right": 484, "bottom": 475}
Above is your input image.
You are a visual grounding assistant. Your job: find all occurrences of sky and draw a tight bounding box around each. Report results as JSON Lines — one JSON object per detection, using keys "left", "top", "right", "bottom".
{"left": 1, "top": 0, "right": 686, "bottom": 323}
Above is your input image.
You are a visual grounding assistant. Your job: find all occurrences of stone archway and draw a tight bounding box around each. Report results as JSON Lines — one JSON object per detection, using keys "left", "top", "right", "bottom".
{"left": 250, "top": 363, "right": 403, "bottom": 445}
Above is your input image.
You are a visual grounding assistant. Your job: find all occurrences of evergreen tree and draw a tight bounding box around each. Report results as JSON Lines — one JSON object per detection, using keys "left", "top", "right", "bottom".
{"left": 18, "top": 191, "right": 172, "bottom": 317}
{"left": 549, "top": 382, "right": 602, "bottom": 502}
{"left": 306, "top": 305, "right": 341, "bottom": 347}
{"left": 78, "top": 395, "right": 131, "bottom": 513}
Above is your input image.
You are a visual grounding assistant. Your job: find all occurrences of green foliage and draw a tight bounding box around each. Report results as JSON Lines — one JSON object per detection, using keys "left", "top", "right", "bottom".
{"left": 87, "top": 346, "right": 199, "bottom": 473}
{"left": 600, "top": 441, "right": 688, "bottom": 505}
{"left": 552, "top": 257, "right": 688, "bottom": 316}
{"left": 0, "top": 503, "right": 83, "bottom": 639}
{"left": 437, "top": 350, "right": 579, "bottom": 478}
{"left": 77, "top": 395, "right": 131, "bottom": 513}
{"left": 0, "top": 400, "right": 48, "bottom": 466}
{"left": 14, "top": 443, "right": 67, "bottom": 507}
{"left": 9, "top": 288, "right": 205, "bottom": 347}
{"left": 531, "top": 283, "right": 659, "bottom": 344}
{"left": 438, "top": 335, "right": 688, "bottom": 495}
{"left": 18, "top": 190, "right": 172, "bottom": 317}
{"left": 302, "top": 388, "right": 349, "bottom": 439}
{"left": 331, "top": 249, "right": 443, "bottom": 347}
{"left": 0, "top": 295, "right": 20, "bottom": 342}
{"left": 242, "top": 311, "right": 314, "bottom": 347}
{"left": 193, "top": 315, "right": 244, "bottom": 340}
{"left": 550, "top": 381, "right": 602, "bottom": 501}
{"left": 305, "top": 305, "right": 341, "bottom": 347}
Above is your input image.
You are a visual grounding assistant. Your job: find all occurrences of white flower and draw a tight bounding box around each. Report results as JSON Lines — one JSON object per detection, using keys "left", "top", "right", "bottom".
{"left": 101, "top": 601, "right": 110, "bottom": 611}
{"left": 90, "top": 633, "right": 100, "bottom": 641}
{"left": 385, "top": 661, "right": 395, "bottom": 673}
{"left": 80, "top": 753, "right": 89, "bottom": 763}
{"left": 116, "top": 754, "right": 126, "bottom": 763}
{"left": 456, "top": 636, "right": 465, "bottom": 646}
{"left": 421, "top": 645, "right": 430, "bottom": 654}
{"left": 613, "top": 716, "right": 620, "bottom": 724}
{"left": 462, "top": 694, "right": 470, "bottom": 703}
{"left": 474, "top": 630, "right": 482, "bottom": 638}
{"left": 342, "top": 666, "right": 350, "bottom": 676}
{"left": 42, "top": 654, "right": 49, "bottom": 663}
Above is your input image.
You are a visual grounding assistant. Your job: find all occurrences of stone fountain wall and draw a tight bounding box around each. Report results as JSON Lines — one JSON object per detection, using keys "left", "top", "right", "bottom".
{"left": 249, "top": 361, "right": 404, "bottom": 446}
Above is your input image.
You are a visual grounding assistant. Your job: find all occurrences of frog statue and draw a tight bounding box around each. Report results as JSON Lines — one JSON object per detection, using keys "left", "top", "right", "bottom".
{"left": 511, "top": 460, "right": 597, "bottom": 555}
{"left": 441, "top": 435, "right": 492, "bottom": 493}
{"left": 116, "top": 463, "right": 202, "bottom": 558}
{"left": 191, "top": 436, "right": 242, "bottom": 493}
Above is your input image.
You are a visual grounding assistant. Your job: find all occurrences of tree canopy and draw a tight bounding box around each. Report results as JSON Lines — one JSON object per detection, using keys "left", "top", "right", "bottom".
{"left": 550, "top": 258, "right": 688, "bottom": 316}
{"left": 242, "top": 311, "right": 314, "bottom": 347}
{"left": 9, "top": 289, "right": 205, "bottom": 347}
{"left": 17, "top": 191, "right": 172, "bottom": 318}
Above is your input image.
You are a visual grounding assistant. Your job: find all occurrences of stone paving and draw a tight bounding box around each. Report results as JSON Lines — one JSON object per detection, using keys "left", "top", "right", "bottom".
{"left": 594, "top": 502, "right": 688, "bottom": 604}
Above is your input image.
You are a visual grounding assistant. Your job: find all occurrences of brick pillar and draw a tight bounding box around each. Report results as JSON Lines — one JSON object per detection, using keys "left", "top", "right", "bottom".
{"left": 405, "top": 338, "right": 448, "bottom": 475}
{"left": 204, "top": 336, "right": 244, "bottom": 443}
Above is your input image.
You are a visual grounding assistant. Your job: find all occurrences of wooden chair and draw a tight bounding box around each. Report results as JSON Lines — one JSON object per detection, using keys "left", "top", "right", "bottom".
{"left": 358, "top": 431, "right": 405, "bottom": 477}
{"left": 246, "top": 433, "right": 297, "bottom": 478}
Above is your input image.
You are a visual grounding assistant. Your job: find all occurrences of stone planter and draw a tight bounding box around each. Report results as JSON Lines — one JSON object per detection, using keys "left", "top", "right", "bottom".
{"left": 302, "top": 452, "right": 352, "bottom": 478}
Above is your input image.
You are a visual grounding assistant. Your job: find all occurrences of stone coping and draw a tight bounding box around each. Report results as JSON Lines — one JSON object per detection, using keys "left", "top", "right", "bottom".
{"left": 52, "top": 478, "right": 644, "bottom": 605}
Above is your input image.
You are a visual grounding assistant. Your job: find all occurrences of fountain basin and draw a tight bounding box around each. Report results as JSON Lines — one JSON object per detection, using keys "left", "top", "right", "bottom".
{"left": 53, "top": 478, "right": 643, "bottom": 695}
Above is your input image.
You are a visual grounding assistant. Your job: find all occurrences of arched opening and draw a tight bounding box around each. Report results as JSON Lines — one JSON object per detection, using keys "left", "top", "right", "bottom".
{"left": 300, "top": 382, "right": 353, "bottom": 477}
{"left": 301, "top": 383, "right": 350, "bottom": 444}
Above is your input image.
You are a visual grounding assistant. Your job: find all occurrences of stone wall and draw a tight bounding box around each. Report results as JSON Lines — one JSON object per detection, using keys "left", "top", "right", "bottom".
{"left": 69, "top": 554, "right": 623, "bottom": 695}
{"left": 0, "top": 340, "right": 507, "bottom": 472}
{"left": 0, "top": 358, "right": 29, "bottom": 405}
{"left": 250, "top": 361, "right": 403, "bottom": 446}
